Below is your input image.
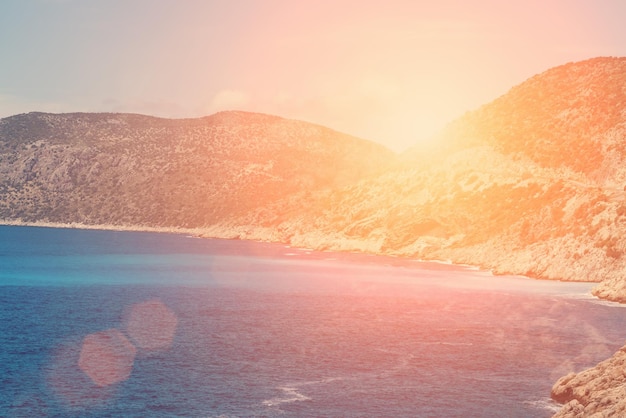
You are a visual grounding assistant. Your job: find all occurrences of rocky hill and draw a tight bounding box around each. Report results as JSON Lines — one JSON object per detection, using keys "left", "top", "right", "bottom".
{"left": 2, "top": 57, "right": 626, "bottom": 417}
{"left": 1, "top": 58, "right": 625, "bottom": 301}
{"left": 2, "top": 58, "right": 626, "bottom": 302}
{"left": 433, "top": 57, "right": 626, "bottom": 183}
{"left": 207, "top": 57, "right": 626, "bottom": 302}
{"left": 0, "top": 111, "right": 395, "bottom": 228}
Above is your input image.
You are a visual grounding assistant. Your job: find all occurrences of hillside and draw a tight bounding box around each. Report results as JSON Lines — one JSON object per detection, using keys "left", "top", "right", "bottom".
{"left": 434, "top": 56, "right": 626, "bottom": 184}
{"left": 206, "top": 57, "right": 626, "bottom": 302}
{"left": 2, "top": 59, "right": 626, "bottom": 303}
{"left": 1, "top": 57, "right": 626, "bottom": 417}
{"left": 0, "top": 111, "right": 395, "bottom": 228}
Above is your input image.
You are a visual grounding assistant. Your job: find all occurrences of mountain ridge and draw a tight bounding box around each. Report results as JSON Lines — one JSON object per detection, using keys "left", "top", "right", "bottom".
{"left": 430, "top": 57, "right": 626, "bottom": 180}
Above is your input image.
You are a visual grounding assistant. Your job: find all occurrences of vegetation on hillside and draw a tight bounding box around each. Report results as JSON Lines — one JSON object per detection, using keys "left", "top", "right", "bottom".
{"left": 1, "top": 58, "right": 626, "bottom": 301}
{"left": 2, "top": 56, "right": 626, "bottom": 417}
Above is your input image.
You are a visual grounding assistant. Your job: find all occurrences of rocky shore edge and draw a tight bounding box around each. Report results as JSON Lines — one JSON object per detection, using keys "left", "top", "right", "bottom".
{"left": 551, "top": 344, "right": 626, "bottom": 417}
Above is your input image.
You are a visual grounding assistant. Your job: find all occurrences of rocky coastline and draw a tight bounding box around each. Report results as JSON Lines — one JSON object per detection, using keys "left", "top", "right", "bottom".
{"left": 3, "top": 57, "right": 626, "bottom": 416}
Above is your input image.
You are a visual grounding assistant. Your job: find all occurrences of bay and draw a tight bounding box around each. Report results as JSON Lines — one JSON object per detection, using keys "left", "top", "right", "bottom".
{"left": 1, "top": 225, "right": 624, "bottom": 417}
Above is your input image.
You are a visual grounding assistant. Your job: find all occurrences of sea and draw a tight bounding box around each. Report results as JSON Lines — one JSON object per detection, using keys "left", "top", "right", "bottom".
{"left": 1, "top": 225, "right": 625, "bottom": 417}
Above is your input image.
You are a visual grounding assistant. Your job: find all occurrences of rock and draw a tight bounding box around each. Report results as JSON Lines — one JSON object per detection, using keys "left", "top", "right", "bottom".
{"left": 551, "top": 345, "right": 626, "bottom": 417}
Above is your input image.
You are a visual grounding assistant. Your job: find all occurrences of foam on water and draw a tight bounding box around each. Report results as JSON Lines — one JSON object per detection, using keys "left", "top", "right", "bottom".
{"left": 524, "top": 398, "right": 563, "bottom": 414}
{"left": 262, "top": 386, "right": 311, "bottom": 408}
{"left": 262, "top": 378, "right": 344, "bottom": 411}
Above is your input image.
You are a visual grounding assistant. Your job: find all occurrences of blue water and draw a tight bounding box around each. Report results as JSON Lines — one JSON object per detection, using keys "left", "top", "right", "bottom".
{"left": 1, "top": 225, "right": 625, "bottom": 417}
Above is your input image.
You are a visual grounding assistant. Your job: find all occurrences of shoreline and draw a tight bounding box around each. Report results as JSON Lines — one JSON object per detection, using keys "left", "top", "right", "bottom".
{"left": 2, "top": 220, "right": 599, "bottom": 299}
{"left": 0, "top": 219, "right": 205, "bottom": 236}
{"left": 1, "top": 219, "right": 601, "bottom": 287}
{"left": 2, "top": 219, "right": 621, "bottom": 417}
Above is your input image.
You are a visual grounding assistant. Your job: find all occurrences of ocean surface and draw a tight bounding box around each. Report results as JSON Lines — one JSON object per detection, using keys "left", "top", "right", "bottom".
{"left": 1, "top": 225, "right": 625, "bottom": 417}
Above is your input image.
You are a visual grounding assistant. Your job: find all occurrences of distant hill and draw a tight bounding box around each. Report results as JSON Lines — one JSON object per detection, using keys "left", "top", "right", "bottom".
{"left": 0, "top": 111, "right": 395, "bottom": 227}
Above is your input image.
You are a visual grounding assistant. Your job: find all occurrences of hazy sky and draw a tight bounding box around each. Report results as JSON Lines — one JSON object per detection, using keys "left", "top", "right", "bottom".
{"left": 1, "top": 0, "right": 625, "bottom": 151}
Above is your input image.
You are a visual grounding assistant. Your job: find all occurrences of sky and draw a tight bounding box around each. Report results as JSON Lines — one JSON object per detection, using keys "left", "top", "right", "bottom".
{"left": 1, "top": 0, "right": 625, "bottom": 152}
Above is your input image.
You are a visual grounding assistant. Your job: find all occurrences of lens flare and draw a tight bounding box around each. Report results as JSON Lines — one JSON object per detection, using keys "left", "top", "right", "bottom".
{"left": 47, "top": 299, "right": 179, "bottom": 413}
{"left": 124, "top": 299, "right": 178, "bottom": 351}
{"left": 47, "top": 337, "right": 116, "bottom": 410}
{"left": 78, "top": 329, "right": 137, "bottom": 387}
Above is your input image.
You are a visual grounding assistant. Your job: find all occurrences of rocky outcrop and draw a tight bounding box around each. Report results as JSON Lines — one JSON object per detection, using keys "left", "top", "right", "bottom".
{"left": 551, "top": 345, "right": 626, "bottom": 417}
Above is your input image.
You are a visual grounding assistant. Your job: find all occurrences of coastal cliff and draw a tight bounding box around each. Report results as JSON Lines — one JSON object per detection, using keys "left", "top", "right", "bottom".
{"left": 2, "top": 58, "right": 626, "bottom": 301}
{"left": 2, "top": 56, "right": 626, "bottom": 417}
{"left": 0, "top": 58, "right": 626, "bottom": 302}
{"left": 551, "top": 343, "right": 626, "bottom": 416}
{"left": 203, "top": 57, "right": 626, "bottom": 303}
